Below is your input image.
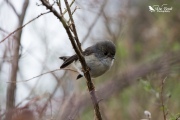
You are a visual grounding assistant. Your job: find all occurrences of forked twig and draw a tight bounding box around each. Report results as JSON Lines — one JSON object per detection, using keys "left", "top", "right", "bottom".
{"left": 64, "top": 0, "right": 82, "bottom": 52}
{"left": 67, "top": 6, "right": 80, "bottom": 24}
{"left": 62, "top": 0, "right": 75, "bottom": 15}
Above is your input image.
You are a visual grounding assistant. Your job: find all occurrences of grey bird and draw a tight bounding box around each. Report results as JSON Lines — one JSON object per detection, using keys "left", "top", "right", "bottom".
{"left": 59, "top": 41, "right": 116, "bottom": 79}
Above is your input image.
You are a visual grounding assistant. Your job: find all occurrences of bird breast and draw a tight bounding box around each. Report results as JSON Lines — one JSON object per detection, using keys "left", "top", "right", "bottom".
{"left": 73, "top": 54, "right": 113, "bottom": 78}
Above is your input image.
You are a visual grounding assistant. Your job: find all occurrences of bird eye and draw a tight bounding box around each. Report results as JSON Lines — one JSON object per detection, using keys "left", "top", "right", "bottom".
{"left": 104, "top": 52, "right": 108, "bottom": 55}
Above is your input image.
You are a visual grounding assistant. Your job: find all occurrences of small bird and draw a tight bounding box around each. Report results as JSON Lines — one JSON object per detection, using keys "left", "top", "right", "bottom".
{"left": 59, "top": 41, "right": 116, "bottom": 79}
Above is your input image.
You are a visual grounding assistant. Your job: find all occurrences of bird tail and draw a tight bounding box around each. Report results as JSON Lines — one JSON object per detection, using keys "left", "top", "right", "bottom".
{"left": 59, "top": 55, "right": 78, "bottom": 68}
{"left": 59, "top": 56, "right": 69, "bottom": 61}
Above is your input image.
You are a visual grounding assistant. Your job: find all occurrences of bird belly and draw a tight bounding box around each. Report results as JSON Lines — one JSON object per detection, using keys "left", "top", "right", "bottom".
{"left": 73, "top": 54, "right": 113, "bottom": 78}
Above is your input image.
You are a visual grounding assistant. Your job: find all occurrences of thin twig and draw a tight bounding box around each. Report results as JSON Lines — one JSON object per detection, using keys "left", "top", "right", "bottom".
{"left": 62, "top": 0, "right": 75, "bottom": 15}
{"left": 102, "top": 11, "right": 116, "bottom": 41}
{"left": 6, "top": 68, "right": 77, "bottom": 83}
{"left": 0, "top": 27, "right": 17, "bottom": 39}
{"left": 39, "top": 72, "right": 67, "bottom": 118}
{"left": 160, "top": 77, "right": 167, "bottom": 120}
{"left": 81, "top": 0, "right": 107, "bottom": 44}
{"left": 64, "top": 0, "right": 82, "bottom": 52}
{"left": 0, "top": 11, "right": 50, "bottom": 44}
{"left": 67, "top": 6, "right": 80, "bottom": 23}
{"left": 57, "top": 0, "right": 63, "bottom": 15}
{"left": 72, "top": 6, "right": 80, "bottom": 15}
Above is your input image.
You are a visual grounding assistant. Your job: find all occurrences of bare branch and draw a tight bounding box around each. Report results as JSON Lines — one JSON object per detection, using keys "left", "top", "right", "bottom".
{"left": 5, "top": 68, "right": 77, "bottom": 83}
{"left": 0, "top": 11, "right": 50, "bottom": 44}
{"left": 5, "top": 0, "right": 30, "bottom": 119}
{"left": 82, "top": 0, "right": 107, "bottom": 44}
{"left": 64, "top": 0, "right": 82, "bottom": 52}
{"left": 57, "top": 0, "right": 63, "bottom": 15}
{"left": 72, "top": 6, "right": 80, "bottom": 15}
{"left": 67, "top": 6, "right": 80, "bottom": 25}
{"left": 0, "top": 27, "right": 17, "bottom": 40}
{"left": 39, "top": 72, "right": 67, "bottom": 118}
{"left": 6, "top": 0, "right": 20, "bottom": 17}
{"left": 40, "top": 0, "right": 103, "bottom": 119}
{"left": 102, "top": 11, "right": 116, "bottom": 40}
{"left": 62, "top": 0, "right": 75, "bottom": 15}
{"left": 64, "top": 0, "right": 103, "bottom": 119}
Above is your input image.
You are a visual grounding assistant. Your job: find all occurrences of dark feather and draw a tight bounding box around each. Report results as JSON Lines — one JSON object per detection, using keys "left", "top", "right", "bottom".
{"left": 59, "top": 56, "right": 69, "bottom": 61}
{"left": 60, "top": 45, "right": 94, "bottom": 69}
{"left": 60, "top": 55, "right": 78, "bottom": 68}
{"left": 76, "top": 74, "right": 83, "bottom": 79}
{"left": 59, "top": 47, "right": 93, "bottom": 68}
{"left": 83, "top": 46, "right": 94, "bottom": 56}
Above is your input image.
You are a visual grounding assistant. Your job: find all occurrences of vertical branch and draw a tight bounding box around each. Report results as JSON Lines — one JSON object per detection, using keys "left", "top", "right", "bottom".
{"left": 62, "top": 0, "right": 75, "bottom": 15}
{"left": 40, "top": 0, "right": 102, "bottom": 119}
{"left": 57, "top": 0, "right": 63, "bottom": 15}
{"left": 5, "top": 0, "right": 29, "bottom": 119}
{"left": 64, "top": 0, "right": 102, "bottom": 119}
{"left": 64, "top": 0, "right": 82, "bottom": 52}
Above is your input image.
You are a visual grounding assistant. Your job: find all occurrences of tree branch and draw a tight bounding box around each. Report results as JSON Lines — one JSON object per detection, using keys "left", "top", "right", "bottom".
{"left": 62, "top": 0, "right": 75, "bottom": 15}
{"left": 0, "top": 11, "right": 50, "bottom": 44}
{"left": 5, "top": 68, "right": 77, "bottom": 83}
{"left": 6, "top": 0, "right": 20, "bottom": 18}
{"left": 40, "top": 0, "right": 102, "bottom": 119}
{"left": 57, "top": 0, "right": 63, "bottom": 15}
{"left": 82, "top": 0, "right": 107, "bottom": 44}
{"left": 64, "top": 0, "right": 82, "bottom": 52}
{"left": 5, "top": 0, "right": 29, "bottom": 120}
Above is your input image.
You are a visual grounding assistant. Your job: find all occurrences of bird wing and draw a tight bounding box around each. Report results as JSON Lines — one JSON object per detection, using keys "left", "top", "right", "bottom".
{"left": 83, "top": 46, "right": 94, "bottom": 56}
{"left": 60, "top": 46, "right": 94, "bottom": 69}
